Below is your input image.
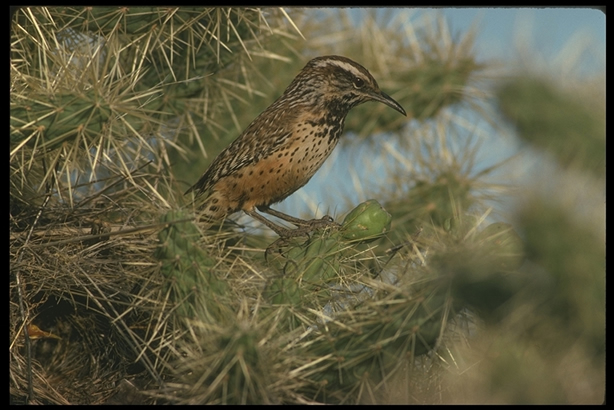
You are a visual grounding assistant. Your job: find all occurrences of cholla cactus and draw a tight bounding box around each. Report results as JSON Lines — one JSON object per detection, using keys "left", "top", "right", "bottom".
{"left": 260, "top": 200, "right": 456, "bottom": 401}
{"left": 156, "top": 210, "right": 227, "bottom": 319}
{"left": 263, "top": 200, "right": 392, "bottom": 326}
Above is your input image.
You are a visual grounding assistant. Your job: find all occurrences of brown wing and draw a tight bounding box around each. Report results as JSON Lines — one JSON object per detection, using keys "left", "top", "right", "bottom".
{"left": 185, "top": 105, "right": 293, "bottom": 198}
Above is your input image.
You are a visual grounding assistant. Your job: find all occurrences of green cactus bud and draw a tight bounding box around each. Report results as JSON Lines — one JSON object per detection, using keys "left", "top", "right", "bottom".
{"left": 340, "top": 199, "right": 392, "bottom": 242}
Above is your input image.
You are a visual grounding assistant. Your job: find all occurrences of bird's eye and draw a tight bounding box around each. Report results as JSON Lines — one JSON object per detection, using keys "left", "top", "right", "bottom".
{"left": 353, "top": 77, "right": 365, "bottom": 89}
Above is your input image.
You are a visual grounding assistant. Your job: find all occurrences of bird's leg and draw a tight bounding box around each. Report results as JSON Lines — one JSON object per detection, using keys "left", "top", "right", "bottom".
{"left": 244, "top": 209, "right": 311, "bottom": 239}
{"left": 257, "top": 206, "right": 340, "bottom": 231}
{"left": 246, "top": 208, "right": 340, "bottom": 258}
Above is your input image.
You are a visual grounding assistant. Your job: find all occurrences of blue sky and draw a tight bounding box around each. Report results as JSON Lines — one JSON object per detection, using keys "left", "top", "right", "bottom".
{"left": 441, "top": 7, "right": 605, "bottom": 74}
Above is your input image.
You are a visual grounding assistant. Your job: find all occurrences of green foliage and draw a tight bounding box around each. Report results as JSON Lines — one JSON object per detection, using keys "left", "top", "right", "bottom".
{"left": 264, "top": 200, "right": 392, "bottom": 329}
{"left": 259, "top": 200, "right": 461, "bottom": 401}
{"left": 517, "top": 199, "right": 604, "bottom": 361}
{"left": 497, "top": 77, "right": 605, "bottom": 177}
{"left": 157, "top": 210, "right": 227, "bottom": 319}
{"left": 473, "top": 222, "right": 525, "bottom": 272}
{"left": 10, "top": 87, "right": 147, "bottom": 149}
{"left": 173, "top": 320, "right": 279, "bottom": 404}
{"left": 401, "top": 56, "right": 482, "bottom": 121}
{"left": 10, "top": 6, "right": 299, "bottom": 203}
{"left": 437, "top": 222, "right": 527, "bottom": 323}
{"left": 388, "top": 169, "right": 476, "bottom": 234}
{"left": 301, "top": 281, "right": 452, "bottom": 402}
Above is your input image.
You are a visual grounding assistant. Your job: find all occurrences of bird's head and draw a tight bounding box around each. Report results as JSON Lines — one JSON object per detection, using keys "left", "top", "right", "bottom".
{"left": 288, "top": 55, "right": 407, "bottom": 117}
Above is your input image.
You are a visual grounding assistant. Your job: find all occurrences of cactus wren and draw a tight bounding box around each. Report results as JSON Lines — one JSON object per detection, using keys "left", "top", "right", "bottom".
{"left": 185, "top": 55, "right": 406, "bottom": 237}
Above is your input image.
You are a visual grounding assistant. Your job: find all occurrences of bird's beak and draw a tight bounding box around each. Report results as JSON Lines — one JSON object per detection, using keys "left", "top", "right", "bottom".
{"left": 374, "top": 91, "right": 407, "bottom": 116}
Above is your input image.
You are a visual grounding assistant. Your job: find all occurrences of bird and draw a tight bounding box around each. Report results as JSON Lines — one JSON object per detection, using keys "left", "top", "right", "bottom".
{"left": 185, "top": 55, "right": 406, "bottom": 238}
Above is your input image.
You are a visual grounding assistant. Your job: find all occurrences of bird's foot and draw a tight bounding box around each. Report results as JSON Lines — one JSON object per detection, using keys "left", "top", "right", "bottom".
{"left": 271, "top": 215, "right": 339, "bottom": 239}
{"left": 264, "top": 233, "right": 307, "bottom": 260}
{"left": 264, "top": 216, "right": 339, "bottom": 259}
{"left": 297, "top": 215, "right": 341, "bottom": 232}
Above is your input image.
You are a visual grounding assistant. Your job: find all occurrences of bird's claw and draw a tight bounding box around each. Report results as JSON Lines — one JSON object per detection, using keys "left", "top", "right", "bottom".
{"left": 264, "top": 216, "right": 340, "bottom": 259}
{"left": 305, "top": 215, "right": 341, "bottom": 231}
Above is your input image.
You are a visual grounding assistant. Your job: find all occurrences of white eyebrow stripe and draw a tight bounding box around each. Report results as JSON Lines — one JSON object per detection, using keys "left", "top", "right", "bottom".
{"left": 315, "top": 58, "right": 366, "bottom": 78}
